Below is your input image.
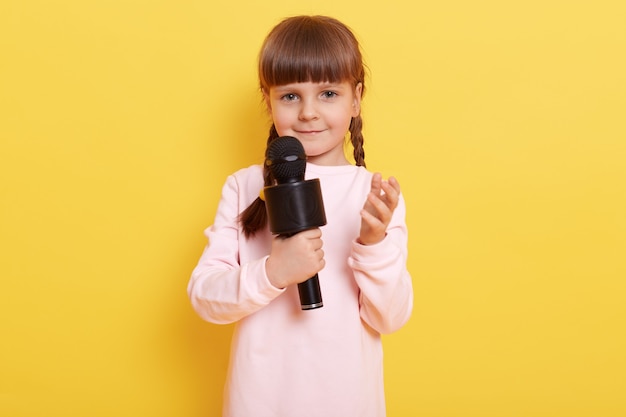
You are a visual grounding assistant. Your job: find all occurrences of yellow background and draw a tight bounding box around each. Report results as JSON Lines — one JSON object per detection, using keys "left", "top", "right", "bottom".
{"left": 1, "top": 0, "right": 625, "bottom": 416}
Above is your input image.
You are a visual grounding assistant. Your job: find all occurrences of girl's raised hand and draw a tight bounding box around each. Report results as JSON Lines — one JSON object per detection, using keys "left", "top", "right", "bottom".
{"left": 265, "top": 228, "right": 325, "bottom": 289}
{"left": 358, "top": 173, "right": 401, "bottom": 245}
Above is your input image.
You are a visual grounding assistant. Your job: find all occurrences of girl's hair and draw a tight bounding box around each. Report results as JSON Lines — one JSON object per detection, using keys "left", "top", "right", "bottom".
{"left": 240, "top": 15, "right": 367, "bottom": 238}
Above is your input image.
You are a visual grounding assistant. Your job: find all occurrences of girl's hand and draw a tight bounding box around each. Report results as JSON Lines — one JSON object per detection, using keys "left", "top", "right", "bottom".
{"left": 265, "top": 228, "right": 325, "bottom": 289}
{"left": 358, "top": 173, "right": 401, "bottom": 245}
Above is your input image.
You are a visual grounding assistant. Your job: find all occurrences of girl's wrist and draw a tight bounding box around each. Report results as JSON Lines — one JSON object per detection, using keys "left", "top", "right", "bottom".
{"left": 265, "top": 256, "right": 286, "bottom": 289}
{"left": 357, "top": 233, "right": 386, "bottom": 246}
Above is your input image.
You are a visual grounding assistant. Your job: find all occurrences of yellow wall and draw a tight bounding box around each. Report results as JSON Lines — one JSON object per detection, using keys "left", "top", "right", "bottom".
{"left": 1, "top": 1, "right": 625, "bottom": 416}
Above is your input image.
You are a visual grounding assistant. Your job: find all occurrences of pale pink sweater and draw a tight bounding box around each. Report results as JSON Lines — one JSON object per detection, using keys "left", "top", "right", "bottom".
{"left": 188, "top": 163, "right": 413, "bottom": 417}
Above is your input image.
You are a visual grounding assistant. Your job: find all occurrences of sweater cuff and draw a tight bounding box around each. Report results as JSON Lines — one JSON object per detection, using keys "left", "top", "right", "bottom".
{"left": 349, "top": 237, "right": 401, "bottom": 275}
{"left": 243, "top": 255, "right": 285, "bottom": 303}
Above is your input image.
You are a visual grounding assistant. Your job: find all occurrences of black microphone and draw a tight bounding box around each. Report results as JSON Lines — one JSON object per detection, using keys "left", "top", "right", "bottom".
{"left": 264, "top": 136, "right": 326, "bottom": 310}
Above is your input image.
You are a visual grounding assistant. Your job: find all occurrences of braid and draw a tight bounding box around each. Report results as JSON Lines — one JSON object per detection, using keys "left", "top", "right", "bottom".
{"left": 349, "top": 115, "right": 366, "bottom": 167}
{"left": 263, "top": 124, "right": 280, "bottom": 186}
{"left": 239, "top": 124, "right": 280, "bottom": 238}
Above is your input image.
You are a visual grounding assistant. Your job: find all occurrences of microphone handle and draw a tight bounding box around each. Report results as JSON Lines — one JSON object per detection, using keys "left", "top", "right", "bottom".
{"left": 297, "top": 273, "right": 323, "bottom": 310}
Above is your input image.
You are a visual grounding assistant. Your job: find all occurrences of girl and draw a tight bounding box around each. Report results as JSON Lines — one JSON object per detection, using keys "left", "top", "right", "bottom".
{"left": 188, "top": 15, "right": 413, "bottom": 417}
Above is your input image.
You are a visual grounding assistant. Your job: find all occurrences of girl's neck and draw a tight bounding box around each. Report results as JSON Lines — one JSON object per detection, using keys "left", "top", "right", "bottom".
{"left": 306, "top": 154, "right": 350, "bottom": 166}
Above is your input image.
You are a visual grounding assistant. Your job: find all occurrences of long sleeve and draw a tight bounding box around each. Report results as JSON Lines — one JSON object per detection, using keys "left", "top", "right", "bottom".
{"left": 349, "top": 194, "right": 413, "bottom": 334}
{"left": 187, "top": 169, "right": 284, "bottom": 324}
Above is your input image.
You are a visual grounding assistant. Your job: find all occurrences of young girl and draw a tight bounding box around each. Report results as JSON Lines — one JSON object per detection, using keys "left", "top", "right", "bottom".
{"left": 188, "top": 15, "right": 413, "bottom": 417}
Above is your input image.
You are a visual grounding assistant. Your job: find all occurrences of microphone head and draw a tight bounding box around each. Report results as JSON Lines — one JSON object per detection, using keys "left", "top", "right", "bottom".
{"left": 266, "top": 136, "right": 307, "bottom": 183}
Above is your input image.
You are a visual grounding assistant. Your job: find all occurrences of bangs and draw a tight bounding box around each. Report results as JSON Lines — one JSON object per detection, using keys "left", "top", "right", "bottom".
{"left": 259, "top": 16, "right": 363, "bottom": 89}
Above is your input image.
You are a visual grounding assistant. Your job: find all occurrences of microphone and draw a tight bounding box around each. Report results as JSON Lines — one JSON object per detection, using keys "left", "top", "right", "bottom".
{"left": 264, "top": 136, "right": 326, "bottom": 310}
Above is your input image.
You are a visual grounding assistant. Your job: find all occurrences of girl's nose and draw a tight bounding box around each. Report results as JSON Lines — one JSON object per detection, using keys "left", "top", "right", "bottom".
{"left": 298, "top": 99, "right": 319, "bottom": 121}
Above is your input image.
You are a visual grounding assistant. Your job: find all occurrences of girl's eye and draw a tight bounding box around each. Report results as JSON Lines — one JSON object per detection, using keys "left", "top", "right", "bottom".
{"left": 282, "top": 93, "right": 298, "bottom": 101}
{"left": 322, "top": 91, "right": 337, "bottom": 99}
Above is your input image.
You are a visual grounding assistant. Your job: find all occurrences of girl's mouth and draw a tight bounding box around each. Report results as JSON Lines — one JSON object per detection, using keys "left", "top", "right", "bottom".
{"left": 296, "top": 130, "right": 324, "bottom": 135}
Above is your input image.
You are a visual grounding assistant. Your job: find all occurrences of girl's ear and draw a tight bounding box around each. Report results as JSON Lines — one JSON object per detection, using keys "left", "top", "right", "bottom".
{"left": 352, "top": 83, "right": 363, "bottom": 117}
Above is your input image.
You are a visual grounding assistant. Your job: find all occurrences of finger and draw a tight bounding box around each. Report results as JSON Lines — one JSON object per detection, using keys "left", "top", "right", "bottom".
{"left": 370, "top": 172, "right": 382, "bottom": 196}
{"left": 380, "top": 180, "right": 400, "bottom": 209}
{"left": 388, "top": 176, "right": 401, "bottom": 194}
{"left": 360, "top": 209, "right": 387, "bottom": 236}
{"left": 384, "top": 177, "right": 401, "bottom": 198}
{"left": 360, "top": 208, "right": 383, "bottom": 227}
{"left": 311, "top": 238, "right": 324, "bottom": 251}
{"left": 301, "top": 228, "right": 322, "bottom": 239}
{"left": 367, "top": 192, "right": 393, "bottom": 223}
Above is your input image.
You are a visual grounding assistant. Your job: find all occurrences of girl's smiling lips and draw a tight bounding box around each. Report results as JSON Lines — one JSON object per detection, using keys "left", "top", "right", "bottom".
{"left": 296, "top": 129, "right": 325, "bottom": 134}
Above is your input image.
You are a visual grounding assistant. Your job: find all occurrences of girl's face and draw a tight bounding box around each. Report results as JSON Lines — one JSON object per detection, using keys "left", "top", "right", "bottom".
{"left": 264, "top": 81, "right": 362, "bottom": 166}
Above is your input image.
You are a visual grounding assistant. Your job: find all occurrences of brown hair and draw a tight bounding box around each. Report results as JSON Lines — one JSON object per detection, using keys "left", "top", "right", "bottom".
{"left": 240, "top": 15, "right": 367, "bottom": 237}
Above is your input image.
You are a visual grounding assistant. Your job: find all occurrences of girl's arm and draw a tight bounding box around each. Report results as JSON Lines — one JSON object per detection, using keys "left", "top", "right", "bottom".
{"left": 187, "top": 173, "right": 284, "bottom": 324}
{"left": 350, "top": 177, "right": 413, "bottom": 334}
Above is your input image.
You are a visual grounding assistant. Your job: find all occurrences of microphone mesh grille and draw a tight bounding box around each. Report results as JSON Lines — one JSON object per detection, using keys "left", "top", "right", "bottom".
{"left": 266, "top": 136, "right": 306, "bottom": 182}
